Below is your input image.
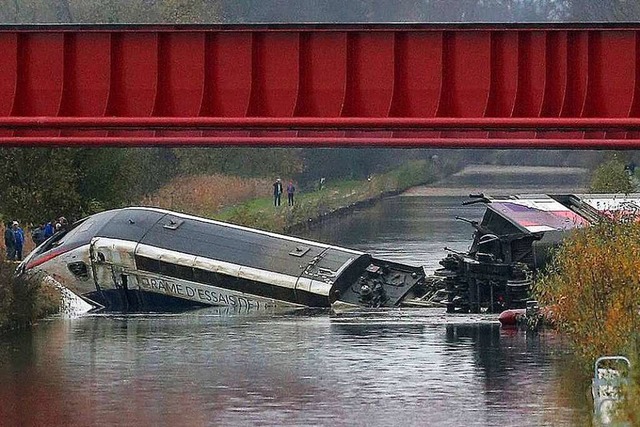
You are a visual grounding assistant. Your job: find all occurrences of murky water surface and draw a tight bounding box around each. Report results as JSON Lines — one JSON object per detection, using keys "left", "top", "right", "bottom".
{"left": 0, "top": 168, "right": 592, "bottom": 426}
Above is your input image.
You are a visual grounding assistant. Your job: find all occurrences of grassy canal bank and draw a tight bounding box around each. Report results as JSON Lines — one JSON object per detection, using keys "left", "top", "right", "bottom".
{"left": 213, "top": 159, "right": 448, "bottom": 233}
{"left": 0, "top": 259, "right": 60, "bottom": 336}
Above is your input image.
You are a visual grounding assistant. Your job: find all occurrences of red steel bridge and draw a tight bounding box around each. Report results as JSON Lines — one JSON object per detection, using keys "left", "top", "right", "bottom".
{"left": 2, "top": 23, "right": 640, "bottom": 148}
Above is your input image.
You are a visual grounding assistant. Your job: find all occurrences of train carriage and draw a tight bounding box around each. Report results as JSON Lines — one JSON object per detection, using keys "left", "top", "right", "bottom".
{"left": 17, "top": 207, "right": 426, "bottom": 312}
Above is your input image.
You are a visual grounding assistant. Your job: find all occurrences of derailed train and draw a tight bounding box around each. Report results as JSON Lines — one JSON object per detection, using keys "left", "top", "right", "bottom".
{"left": 438, "top": 193, "right": 640, "bottom": 313}
{"left": 17, "top": 194, "right": 639, "bottom": 314}
{"left": 17, "top": 207, "right": 426, "bottom": 312}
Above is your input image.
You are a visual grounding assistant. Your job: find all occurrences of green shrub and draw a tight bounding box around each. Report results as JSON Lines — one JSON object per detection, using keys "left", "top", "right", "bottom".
{"left": 590, "top": 158, "right": 636, "bottom": 193}
{"left": 0, "top": 259, "right": 60, "bottom": 334}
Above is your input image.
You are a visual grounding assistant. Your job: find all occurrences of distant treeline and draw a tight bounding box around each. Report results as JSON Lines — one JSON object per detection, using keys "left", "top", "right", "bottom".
{"left": 1, "top": 0, "right": 640, "bottom": 24}
{"left": 219, "top": 0, "right": 640, "bottom": 24}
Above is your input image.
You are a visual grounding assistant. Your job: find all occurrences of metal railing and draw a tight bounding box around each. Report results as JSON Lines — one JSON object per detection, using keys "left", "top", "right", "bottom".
{"left": 592, "top": 356, "right": 631, "bottom": 426}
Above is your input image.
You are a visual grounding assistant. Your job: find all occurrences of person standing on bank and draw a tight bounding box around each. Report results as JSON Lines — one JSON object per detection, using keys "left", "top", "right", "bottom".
{"left": 31, "top": 223, "right": 46, "bottom": 246}
{"left": 44, "top": 220, "right": 54, "bottom": 239}
{"left": 4, "top": 222, "right": 15, "bottom": 260}
{"left": 12, "top": 221, "right": 24, "bottom": 261}
{"left": 287, "top": 180, "right": 296, "bottom": 206}
{"left": 273, "top": 178, "right": 283, "bottom": 207}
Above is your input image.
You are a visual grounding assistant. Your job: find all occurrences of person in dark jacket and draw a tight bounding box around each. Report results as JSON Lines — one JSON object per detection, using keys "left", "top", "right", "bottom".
{"left": 273, "top": 178, "right": 283, "bottom": 207}
{"left": 287, "top": 180, "right": 296, "bottom": 206}
{"left": 58, "top": 216, "right": 69, "bottom": 232}
{"left": 4, "top": 222, "right": 15, "bottom": 260}
{"left": 31, "top": 224, "right": 46, "bottom": 246}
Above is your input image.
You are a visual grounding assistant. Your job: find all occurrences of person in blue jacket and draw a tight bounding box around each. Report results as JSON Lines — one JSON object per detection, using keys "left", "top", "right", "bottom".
{"left": 4, "top": 222, "right": 15, "bottom": 260}
{"left": 43, "top": 220, "right": 55, "bottom": 239}
{"left": 12, "top": 221, "right": 25, "bottom": 261}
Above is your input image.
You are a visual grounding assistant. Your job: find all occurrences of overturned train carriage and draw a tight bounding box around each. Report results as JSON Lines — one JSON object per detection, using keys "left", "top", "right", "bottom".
{"left": 439, "top": 193, "right": 640, "bottom": 314}
{"left": 17, "top": 207, "right": 425, "bottom": 311}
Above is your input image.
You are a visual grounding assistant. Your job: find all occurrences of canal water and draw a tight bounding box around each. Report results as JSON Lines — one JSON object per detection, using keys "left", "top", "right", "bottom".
{"left": 0, "top": 166, "right": 592, "bottom": 426}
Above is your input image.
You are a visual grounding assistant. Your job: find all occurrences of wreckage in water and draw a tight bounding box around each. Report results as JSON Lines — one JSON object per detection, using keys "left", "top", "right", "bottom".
{"left": 438, "top": 193, "right": 640, "bottom": 314}
{"left": 17, "top": 207, "right": 426, "bottom": 312}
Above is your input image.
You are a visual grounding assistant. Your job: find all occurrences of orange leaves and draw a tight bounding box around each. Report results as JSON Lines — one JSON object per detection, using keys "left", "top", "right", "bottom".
{"left": 534, "top": 218, "right": 640, "bottom": 362}
{"left": 139, "top": 174, "right": 271, "bottom": 217}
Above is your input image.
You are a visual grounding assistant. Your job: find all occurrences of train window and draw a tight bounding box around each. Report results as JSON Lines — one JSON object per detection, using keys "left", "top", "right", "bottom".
{"left": 158, "top": 260, "right": 177, "bottom": 277}
{"left": 175, "top": 264, "right": 194, "bottom": 282}
{"left": 37, "top": 229, "right": 68, "bottom": 252}
{"left": 193, "top": 268, "right": 219, "bottom": 286}
{"left": 35, "top": 218, "right": 90, "bottom": 255}
{"left": 68, "top": 261, "right": 89, "bottom": 280}
{"left": 136, "top": 254, "right": 218, "bottom": 286}
{"left": 135, "top": 255, "right": 160, "bottom": 273}
{"left": 75, "top": 220, "right": 95, "bottom": 234}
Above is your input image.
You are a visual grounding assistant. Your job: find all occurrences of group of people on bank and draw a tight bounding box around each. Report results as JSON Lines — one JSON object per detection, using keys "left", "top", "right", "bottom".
{"left": 3, "top": 216, "right": 69, "bottom": 261}
{"left": 271, "top": 177, "right": 327, "bottom": 207}
{"left": 272, "top": 178, "right": 296, "bottom": 207}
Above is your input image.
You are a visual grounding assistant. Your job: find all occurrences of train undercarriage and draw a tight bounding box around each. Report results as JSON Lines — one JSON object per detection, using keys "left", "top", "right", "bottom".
{"left": 433, "top": 193, "right": 640, "bottom": 314}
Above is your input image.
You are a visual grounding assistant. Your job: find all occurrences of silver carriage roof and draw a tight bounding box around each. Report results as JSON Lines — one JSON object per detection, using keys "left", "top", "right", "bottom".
{"left": 84, "top": 207, "right": 365, "bottom": 280}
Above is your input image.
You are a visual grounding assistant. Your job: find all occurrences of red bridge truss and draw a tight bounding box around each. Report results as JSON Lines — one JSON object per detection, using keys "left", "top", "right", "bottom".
{"left": 3, "top": 23, "right": 640, "bottom": 148}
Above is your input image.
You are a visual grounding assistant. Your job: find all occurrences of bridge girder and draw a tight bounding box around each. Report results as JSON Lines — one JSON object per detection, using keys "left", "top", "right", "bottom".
{"left": 2, "top": 24, "right": 640, "bottom": 148}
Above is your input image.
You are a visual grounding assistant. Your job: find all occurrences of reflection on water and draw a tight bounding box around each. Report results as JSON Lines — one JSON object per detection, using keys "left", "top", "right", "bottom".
{"left": 0, "top": 309, "right": 590, "bottom": 427}
{"left": 0, "top": 185, "right": 592, "bottom": 426}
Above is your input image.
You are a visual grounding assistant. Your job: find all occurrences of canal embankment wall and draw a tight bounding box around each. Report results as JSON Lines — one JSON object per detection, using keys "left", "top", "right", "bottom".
{"left": 213, "top": 159, "right": 455, "bottom": 234}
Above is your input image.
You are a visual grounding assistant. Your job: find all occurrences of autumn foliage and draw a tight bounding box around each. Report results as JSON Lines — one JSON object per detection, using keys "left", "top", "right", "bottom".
{"left": 139, "top": 174, "right": 271, "bottom": 218}
{"left": 533, "top": 214, "right": 640, "bottom": 422}
{"left": 534, "top": 217, "right": 640, "bottom": 362}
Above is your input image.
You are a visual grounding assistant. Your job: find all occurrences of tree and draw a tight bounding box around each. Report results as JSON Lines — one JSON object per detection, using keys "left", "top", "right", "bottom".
{"left": 118, "top": 148, "right": 180, "bottom": 200}
{"left": 566, "top": 0, "right": 640, "bottom": 21}
{"left": 0, "top": 0, "right": 222, "bottom": 24}
{"left": 0, "top": 148, "right": 174, "bottom": 225}
{"left": 0, "top": 148, "right": 81, "bottom": 224}
{"left": 173, "top": 147, "right": 302, "bottom": 179}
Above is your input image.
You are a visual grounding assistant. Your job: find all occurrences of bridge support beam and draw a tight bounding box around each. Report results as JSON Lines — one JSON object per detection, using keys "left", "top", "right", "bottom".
{"left": 0, "top": 136, "right": 639, "bottom": 149}
{"left": 2, "top": 24, "right": 640, "bottom": 148}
